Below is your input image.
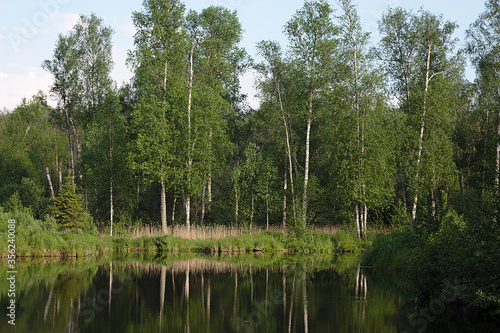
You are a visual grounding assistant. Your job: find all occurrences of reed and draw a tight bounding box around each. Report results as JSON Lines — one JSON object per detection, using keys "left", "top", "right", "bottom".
{"left": 127, "top": 224, "right": 287, "bottom": 240}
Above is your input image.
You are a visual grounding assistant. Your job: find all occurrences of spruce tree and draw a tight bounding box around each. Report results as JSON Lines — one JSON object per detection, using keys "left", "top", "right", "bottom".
{"left": 52, "top": 175, "right": 85, "bottom": 229}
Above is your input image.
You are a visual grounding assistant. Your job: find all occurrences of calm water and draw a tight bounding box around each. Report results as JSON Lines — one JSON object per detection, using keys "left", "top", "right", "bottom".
{"left": 0, "top": 254, "right": 490, "bottom": 332}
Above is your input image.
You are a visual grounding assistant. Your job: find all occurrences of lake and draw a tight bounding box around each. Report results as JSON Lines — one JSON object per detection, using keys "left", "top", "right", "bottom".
{"left": 0, "top": 254, "right": 488, "bottom": 332}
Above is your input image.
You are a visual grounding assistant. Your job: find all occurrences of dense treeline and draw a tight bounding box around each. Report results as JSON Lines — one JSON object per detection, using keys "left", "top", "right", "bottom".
{"left": 1, "top": 0, "right": 499, "bottom": 237}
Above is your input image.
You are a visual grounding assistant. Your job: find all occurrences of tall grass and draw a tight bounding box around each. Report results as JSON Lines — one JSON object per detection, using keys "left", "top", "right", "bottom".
{"left": 125, "top": 224, "right": 345, "bottom": 240}
{"left": 128, "top": 224, "right": 259, "bottom": 239}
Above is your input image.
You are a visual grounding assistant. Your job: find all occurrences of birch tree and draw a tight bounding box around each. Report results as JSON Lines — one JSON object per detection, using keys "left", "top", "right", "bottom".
{"left": 256, "top": 40, "right": 299, "bottom": 227}
{"left": 128, "top": 0, "right": 187, "bottom": 234}
{"left": 378, "top": 8, "right": 461, "bottom": 222}
{"left": 334, "top": 0, "right": 393, "bottom": 237}
{"left": 43, "top": 14, "right": 114, "bottom": 186}
{"left": 42, "top": 33, "right": 79, "bottom": 183}
{"left": 181, "top": 6, "right": 244, "bottom": 229}
{"left": 284, "top": 0, "right": 338, "bottom": 227}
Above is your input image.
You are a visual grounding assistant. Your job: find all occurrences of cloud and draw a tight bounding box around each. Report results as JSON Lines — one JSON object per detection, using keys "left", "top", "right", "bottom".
{"left": 7, "top": 12, "right": 79, "bottom": 53}
{"left": 0, "top": 69, "right": 55, "bottom": 110}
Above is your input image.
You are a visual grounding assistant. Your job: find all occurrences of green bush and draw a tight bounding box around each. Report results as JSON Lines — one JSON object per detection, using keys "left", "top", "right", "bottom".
{"left": 363, "top": 210, "right": 500, "bottom": 317}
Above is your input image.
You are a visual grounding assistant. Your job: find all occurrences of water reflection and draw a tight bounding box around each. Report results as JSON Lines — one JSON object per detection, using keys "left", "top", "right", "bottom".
{"left": 0, "top": 255, "right": 410, "bottom": 333}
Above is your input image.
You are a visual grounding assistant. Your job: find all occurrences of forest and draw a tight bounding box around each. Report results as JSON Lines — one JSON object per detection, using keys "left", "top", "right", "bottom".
{"left": 1, "top": 0, "right": 498, "bottom": 236}
{"left": 1, "top": 0, "right": 499, "bottom": 318}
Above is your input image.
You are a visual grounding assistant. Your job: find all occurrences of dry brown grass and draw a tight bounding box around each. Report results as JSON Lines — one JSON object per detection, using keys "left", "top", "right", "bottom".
{"left": 128, "top": 224, "right": 276, "bottom": 239}
{"left": 313, "top": 225, "right": 341, "bottom": 234}
{"left": 126, "top": 224, "right": 343, "bottom": 240}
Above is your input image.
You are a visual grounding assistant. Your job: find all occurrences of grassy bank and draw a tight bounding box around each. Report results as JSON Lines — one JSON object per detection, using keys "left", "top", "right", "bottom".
{"left": 112, "top": 227, "right": 372, "bottom": 255}
{"left": 0, "top": 207, "right": 373, "bottom": 257}
{"left": 0, "top": 207, "right": 113, "bottom": 257}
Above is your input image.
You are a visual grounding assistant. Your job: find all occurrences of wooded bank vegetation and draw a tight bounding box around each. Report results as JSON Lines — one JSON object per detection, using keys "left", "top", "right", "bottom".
{"left": 1, "top": 0, "right": 499, "bottom": 317}
{"left": 1, "top": 0, "right": 499, "bottom": 238}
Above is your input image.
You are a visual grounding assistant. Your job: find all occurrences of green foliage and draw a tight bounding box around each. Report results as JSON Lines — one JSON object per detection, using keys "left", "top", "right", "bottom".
{"left": 363, "top": 212, "right": 500, "bottom": 316}
{"left": 0, "top": 92, "right": 67, "bottom": 216}
{"left": 51, "top": 175, "right": 85, "bottom": 230}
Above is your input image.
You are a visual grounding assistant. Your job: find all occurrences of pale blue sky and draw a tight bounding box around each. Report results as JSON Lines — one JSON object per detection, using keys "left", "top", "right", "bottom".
{"left": 0, "top": 0, "right": 485, "bottom": 110}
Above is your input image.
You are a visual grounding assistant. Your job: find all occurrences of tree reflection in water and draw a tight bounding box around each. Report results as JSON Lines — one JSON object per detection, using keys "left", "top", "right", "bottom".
{"left": 0, "top": 255, "right": 418, "bottom": 333}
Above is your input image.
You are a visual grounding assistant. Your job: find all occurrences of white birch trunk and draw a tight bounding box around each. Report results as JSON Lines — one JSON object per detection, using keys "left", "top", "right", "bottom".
{"left": 161, "top": 175, "right": 167, "bottom": 234}
{"left": 302, "top": 91, "right": 313, "bottom": 227}
{"left": 412, "top": 41, "right": 433, "bottom": 221}
{"left": 46, "top": 167, "right": 55, "bottom": 200}
{"left": 172, "top": 196, "right": 176, "bottom": 224}
{"left": 185, "top": 41, "right": 195, "bottom": 233}
{"left": 208, "top": 130, "right": 213, "bottom": 204}
{"left": 200, "top": 185, "right": 205, "bottom": 225}
{"left": 186, "top": 197, "right": 191, "bottom": 233}
{"left": 58, "top": 167, "right": 63, "bottom": 192}
{"left": 266, "top": 189, "right": 269, "bottom": 230}
{"left": 283, "top": 173, "right": 287, "bottom": 228}
{"left": 355, "top": 204, "right": 361, "bottom": 239}
{"left": 363, "top": 204, "right": 368, "bottom": 237}
{"left": 110, "top": 175, "right": 113, "bottom": 236}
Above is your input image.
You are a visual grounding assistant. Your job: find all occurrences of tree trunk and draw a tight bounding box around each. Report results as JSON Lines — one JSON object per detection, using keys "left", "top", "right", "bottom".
{"left": 58, "top": 167, "right": 63, "bottom": 192}
{"left": 363, "top": 203, "right": 367, "bottom": 237}
{"left": 482, "top": 108, "right": 489, "bottom": 202}
{"left": 110, "top": 174, "right": 113, "bottom": 236}
{"left": 186, "top": 196, "right": 191, "bottom": 233}
{"left": 283, "top": 173, "right": 287, "bottom": 228}
{"left": 266, "top": 189, "right": 269, "bottom": 230}
{"left": 355, "top": 204, "right": 361, "bottom": 239}
{"left": 278, "top": 84, "right": 297, "bottom": 224}
{"left": 185, "top": 40, "right": 195, "bottom": 232}
{"left": 161, "top": 176, "right": 167, "bottom": 234}
{"left": 431, "top": 189, "right": 436, "bottom": 218}
{"left": 46, "top": 167, "right": 55, "bottom": 200}
{"left": 172, "top": 195, "right": 177, "bottom": 224}
{"left": 109, "top": 124, "right": 114, "bottom": 236}
{"left": 412, "top": 41, "right": 433, "bottom": 221}
{"left": 54, "top": 133, "right": 62, "bottom": 192}
{"left": 302, "top": 91, "right": 313, "bottom": 227}
{"left": 251, "top": 192, "right": 255, "bottom": 233}
{"left": 200, "top": 185, "right": 206, "bottom": 225}
{"left": 208, "top": 130, "right": 213, "bottom": 204}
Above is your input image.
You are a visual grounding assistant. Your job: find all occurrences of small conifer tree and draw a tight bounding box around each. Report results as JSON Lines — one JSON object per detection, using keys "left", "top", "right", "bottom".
{"left": 52, "top": 175, "right": 85, "bottom": 229}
